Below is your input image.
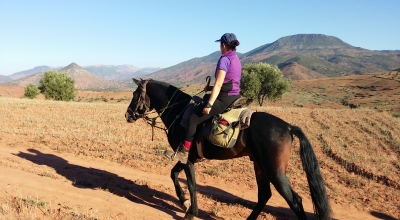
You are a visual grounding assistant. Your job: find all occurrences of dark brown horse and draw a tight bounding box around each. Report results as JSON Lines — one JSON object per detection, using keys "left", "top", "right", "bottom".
{"left": 125, "top": 78, "right": 332, "bottom": 220}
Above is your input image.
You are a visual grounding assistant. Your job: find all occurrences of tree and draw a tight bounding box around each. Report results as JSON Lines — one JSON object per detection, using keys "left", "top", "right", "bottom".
{"left": 24, "top": 83, "right": 40, "bottom": 99}
{"left": 240, "top": 62, "right": 291, "bottom": 106}
{"left": 38, "top": 71, "right": 77, "bottom": 101}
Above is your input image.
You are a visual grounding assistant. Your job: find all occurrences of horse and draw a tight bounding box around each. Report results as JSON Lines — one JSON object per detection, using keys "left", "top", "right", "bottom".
{"left": 125, "top": 78, "right": 332, "bottom": 220}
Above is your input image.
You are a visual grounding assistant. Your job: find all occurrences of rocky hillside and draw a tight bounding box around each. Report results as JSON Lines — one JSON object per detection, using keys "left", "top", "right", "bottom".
{"left": 278, "top": 62, "right": 327, "bottom": 80}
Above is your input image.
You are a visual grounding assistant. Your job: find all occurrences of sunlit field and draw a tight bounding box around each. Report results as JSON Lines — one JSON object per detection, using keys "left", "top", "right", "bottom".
{"left": 0, "top": 97, "right": 399, "bottom": 219}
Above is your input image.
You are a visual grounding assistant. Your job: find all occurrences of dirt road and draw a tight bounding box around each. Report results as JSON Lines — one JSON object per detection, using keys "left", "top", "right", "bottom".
{"left": 0, "top": 143, "right": 382, "bottom": 220}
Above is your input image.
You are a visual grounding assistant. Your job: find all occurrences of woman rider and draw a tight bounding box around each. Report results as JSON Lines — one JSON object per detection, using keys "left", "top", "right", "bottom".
{"left": 165, "top": 33, "right": 242, "bottom": 164}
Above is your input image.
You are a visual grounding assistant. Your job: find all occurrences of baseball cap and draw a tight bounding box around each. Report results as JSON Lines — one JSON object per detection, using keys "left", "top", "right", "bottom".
{"left": 215, "top": 33, "right": 237, "bottom": 44}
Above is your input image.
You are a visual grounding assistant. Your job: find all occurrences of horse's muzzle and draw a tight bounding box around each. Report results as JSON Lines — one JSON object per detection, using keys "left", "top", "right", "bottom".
{"left": 125, "top": 111, "right": 136, "bottom": 123}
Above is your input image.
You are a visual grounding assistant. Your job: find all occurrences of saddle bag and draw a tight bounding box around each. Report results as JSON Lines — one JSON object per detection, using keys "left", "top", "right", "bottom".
{"left": 206, "top": 108, "right": 243, "bottom": 148}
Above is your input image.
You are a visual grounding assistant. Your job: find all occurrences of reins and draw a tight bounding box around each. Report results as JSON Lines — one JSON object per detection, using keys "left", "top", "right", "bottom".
{"left": 146, "top": 90, "right": 206, "bottom": 141}
{"left": 143, "top": 89, "right": 191, "bottom": 141}
{"left": 136, "top": 78, "right": 210, "bottom": 141}
{"left": 141, "top": 88, "right": 178, "bottom": 140}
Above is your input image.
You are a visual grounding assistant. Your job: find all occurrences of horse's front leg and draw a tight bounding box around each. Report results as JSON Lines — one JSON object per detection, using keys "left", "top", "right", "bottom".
{"left": 171, "top": 162, "right": 191, "bottom": 210}
{"left": 183, "top": 160, "right": 198, "bottom": 220}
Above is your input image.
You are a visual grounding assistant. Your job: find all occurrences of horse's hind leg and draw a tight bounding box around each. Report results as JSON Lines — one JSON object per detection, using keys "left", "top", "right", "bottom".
{"left": 247, "top": 161, "right": 272, "bottom": 220}
{"left": 271, "top": 172, "right": 307, "bottom": 220}
{"left": 171, "top": 162, "right": 190, "bottom": 209}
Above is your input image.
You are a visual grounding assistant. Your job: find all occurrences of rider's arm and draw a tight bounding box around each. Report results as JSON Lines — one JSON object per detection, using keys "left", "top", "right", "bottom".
{"left": 207, "top": 69, "right": 226, "bottom": 106}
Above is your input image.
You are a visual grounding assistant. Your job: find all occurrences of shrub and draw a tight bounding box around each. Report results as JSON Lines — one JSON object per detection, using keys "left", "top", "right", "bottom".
{"left": 240, "top": 62, "right": 291, "bottom": 106}
{"left": 24, "top": 83, "right": 40, "bottom": 99}
{"left": 38, "top": 71, "right": 77, "bottom": 101}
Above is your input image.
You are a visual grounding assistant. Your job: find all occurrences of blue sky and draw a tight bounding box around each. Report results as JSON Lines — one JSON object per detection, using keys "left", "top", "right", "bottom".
{"left": 1, "top": 1, "right": 399, "bottom": 75}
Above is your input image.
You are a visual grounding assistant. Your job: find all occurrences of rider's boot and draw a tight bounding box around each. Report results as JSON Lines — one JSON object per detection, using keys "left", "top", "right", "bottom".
{"left": 163, "top": 141, "right": 191, "bottom": 164}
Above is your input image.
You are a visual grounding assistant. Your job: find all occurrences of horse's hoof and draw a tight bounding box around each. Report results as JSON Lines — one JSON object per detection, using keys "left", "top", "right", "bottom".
{"left": 184, "top": 213, "right": 194, "bottom": 220}
{"left": 183, "top": 200, "right": 191, "bottom": 212}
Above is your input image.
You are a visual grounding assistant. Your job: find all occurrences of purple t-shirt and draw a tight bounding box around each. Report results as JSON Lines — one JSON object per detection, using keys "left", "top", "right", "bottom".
{"left": 215, "top": 50, "right": 242, "bottom": 96}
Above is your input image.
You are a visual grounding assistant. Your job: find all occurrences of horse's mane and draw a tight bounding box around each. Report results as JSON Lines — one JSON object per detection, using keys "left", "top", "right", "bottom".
{"left": 147, "top": 79, "right": 171, "bottom": 88}
{"left": 147, "top": 79, "right": 190, "bottom": 97}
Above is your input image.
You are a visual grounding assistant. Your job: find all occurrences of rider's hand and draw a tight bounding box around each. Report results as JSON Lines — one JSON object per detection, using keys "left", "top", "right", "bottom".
{"left": 203, "top": 107, "right": 211, "bottom": 114}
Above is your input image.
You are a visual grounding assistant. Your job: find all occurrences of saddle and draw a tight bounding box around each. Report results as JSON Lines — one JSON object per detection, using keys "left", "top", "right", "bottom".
{"left": 222, "top": 96, "right": 247, "bottom": 113}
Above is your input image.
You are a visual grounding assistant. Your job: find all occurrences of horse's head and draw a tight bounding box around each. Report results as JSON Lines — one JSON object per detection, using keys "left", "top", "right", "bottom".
{"left": 125, "top": 78, "right": 151, "bottom": 123}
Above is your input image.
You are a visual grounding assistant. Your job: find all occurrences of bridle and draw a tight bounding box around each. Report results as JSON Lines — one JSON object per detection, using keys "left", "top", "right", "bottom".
{"left": 127, "top": 79, "right": 193, "bottom": 140}
{"left": 132, "top": 80, "right": 151, "bottom": 116}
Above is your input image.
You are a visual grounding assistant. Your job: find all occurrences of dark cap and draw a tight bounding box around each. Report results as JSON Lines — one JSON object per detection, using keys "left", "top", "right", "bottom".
{"left": 215, "top": 33, "right": 237, "bottom": 44}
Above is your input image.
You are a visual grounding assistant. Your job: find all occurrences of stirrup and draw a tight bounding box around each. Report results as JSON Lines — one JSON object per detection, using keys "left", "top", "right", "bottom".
{"left": 163, "top": 143, "right": 183, "bottom": 159}
{"left": 163, "top": 149, "right": 177, "bottom": 159}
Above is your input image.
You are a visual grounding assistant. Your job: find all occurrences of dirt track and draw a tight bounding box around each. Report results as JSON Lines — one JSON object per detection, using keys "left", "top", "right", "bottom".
{"left": 0, "top": 143, "right": 383, "bottom": 220}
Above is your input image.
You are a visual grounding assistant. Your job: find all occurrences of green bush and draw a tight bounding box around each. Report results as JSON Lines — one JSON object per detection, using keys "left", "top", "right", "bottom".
{"left": 24, "top": 83, "right": 40, "bottom": 99}
{"left": 240, "top": 62, "right": 291, "bottom": 106}
{"left": 38, "top": 71, "right": 76, "bottom": 101}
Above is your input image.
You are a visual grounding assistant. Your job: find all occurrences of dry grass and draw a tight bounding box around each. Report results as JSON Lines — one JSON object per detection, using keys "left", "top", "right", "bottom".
{"left": 0, "top": 97, "right": 399, "bottom": 218}
{"left": 0, "top": 190, "right": 100, "bottom": 220}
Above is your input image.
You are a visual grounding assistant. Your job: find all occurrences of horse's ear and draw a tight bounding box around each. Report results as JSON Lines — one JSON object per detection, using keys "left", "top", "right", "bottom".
{"left": 132, "top": 78, "right": 140, "bottom": 86}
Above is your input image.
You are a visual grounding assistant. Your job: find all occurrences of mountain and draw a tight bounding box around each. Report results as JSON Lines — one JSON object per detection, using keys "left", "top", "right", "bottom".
{"left": 56, "top": 63, "right": 128, "bottom": 90}
{"left": 148, "top": 34, "right": 400, "bottom": 85}
{"left": 0, "top": 66, "right": 59, "bottom": 83}
{"left": 243, "top": 34, "right": 400, "bottom": 76}
{"left": 83, "top": 64, "right": 141, "bottom": 81}
{"left": 0, "top": 75, "right": 11, "bottom": 83}
{"left": 4, "top": 34, "right": 399, "bottom": 89}
{"left": 8, "top": 63, "right": 129, "bottom": 90}
{"left": 146, "top": 51, "right": 224, "bottom": 86}
{"left": 125, "top": 67, "right": 162, "bottom": 80}
{"left": 244, "top": 34, "right": 352, "bottom": 58}
{"left": 3, "top": 64, "right": 160, "bottom": 84}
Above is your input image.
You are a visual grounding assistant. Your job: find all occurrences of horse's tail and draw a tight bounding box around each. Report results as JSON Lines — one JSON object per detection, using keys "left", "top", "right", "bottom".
{"left": 291, "top": 126, "right": 332, "bottom": 220}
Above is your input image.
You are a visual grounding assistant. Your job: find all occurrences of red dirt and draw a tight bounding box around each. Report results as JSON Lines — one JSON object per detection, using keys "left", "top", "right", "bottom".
{"left": 0, "top": 142, "right": 382, "bottom": 220}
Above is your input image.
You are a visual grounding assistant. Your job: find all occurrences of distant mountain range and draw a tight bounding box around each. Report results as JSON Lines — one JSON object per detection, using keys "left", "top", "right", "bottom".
{"left": 0, "top": 64, "right": 161, "bottom": 84}
{"left": 7, "top": 63, "right": 128, "bottom": 90}
{"left": 2, "top": 34, "right": 399, "bottom": 89}
{"left": 147, "top": 34, "right": 400, "bottom": 85}
{"left": 83, "top": 65, "right": 161, "bottom": 81}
